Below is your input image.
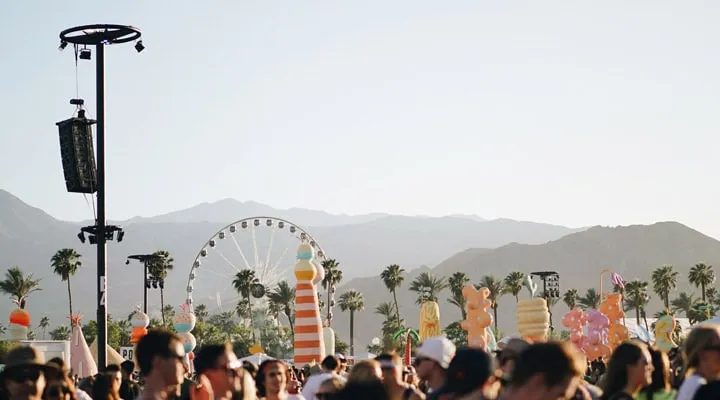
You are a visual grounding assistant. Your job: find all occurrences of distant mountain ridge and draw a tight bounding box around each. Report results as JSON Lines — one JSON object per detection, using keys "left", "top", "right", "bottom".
{"left": 0, "top": 188, "right": 582, "bottom": 334}
{"left": 332, "top": 221, "right": 720, "bottom": 347}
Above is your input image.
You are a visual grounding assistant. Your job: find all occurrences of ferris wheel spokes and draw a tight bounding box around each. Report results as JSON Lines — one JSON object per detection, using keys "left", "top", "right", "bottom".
{"left": 213, "top": 247, "right": 243, "bottom": 274}
{"left": 229, "top": 230, "right": 253, "bottom": 271}
{"left": 263, "top": 225, "right": 277, "bottom": 281}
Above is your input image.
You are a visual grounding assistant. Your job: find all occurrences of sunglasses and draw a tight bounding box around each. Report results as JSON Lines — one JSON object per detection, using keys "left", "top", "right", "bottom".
{"left": 6, "top": 367, "right": 42, "bottom": 382}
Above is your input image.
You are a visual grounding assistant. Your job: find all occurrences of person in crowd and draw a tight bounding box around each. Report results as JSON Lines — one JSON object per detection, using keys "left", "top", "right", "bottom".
{"left": 637, "top": 347, "right": 676, "bottom": 400}
{"left": 314, "top": 377, "right": 344, "bottom": 399}
{"left": 243, "top": 362, "right": 258, "bottom": 380}
{"left": 434, "top": 348, "right": 493, "bottom": 400}
{"left": 413, "top": 337, "right": 456, "bottom": 396}
{"left": 347, "top": 360, "right": 383, "bottom": 384}
{"left": 375, "top": 353, "right": 424, "bottom": 400}
{"left": 499, "top": 341, "right": 585, "bottom": 400}
{"left": 677, "top": 324, "right": 720, "bottom": 400}
{"left": 136, "top": 329, "right": 186, "bottom": 400}
{"left": 403, "top": 366, "right": 419, "bottom": 389}
{"left": 119, "top": 361, "right": 140, "bottom": 400}
{"left": 45, "top": 358, "right": 89, "bottom": 400}
{"left": 192, "top": 343, "right": 244, "bottom": 400}
{"left": 335, "top": 356, "right": 349, "bottom": 379}
{"left": 693, "top": 379, "right": 720, "bottom": 399}
{"left": 497, "top": 339, "right": 529, "bottom": 379}
{"left": 301, "top": 356, "right": 344, "bottom": 400}
{"left": 1, "top": 347, "right": 56, "bottom": 400}
{"left": 44, "top": 357, "right": 80, "bottom": 400}
{"left": 92, "top": 372, "right": 122, "bottom": 400}
{"left": 600, "top": 341, "right": 653, "bottom": 400}
{"left": 256, "top": 360, "right": 301, "bottom": 400}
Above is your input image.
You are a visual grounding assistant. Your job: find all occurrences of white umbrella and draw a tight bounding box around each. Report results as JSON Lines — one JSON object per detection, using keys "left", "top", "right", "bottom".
{"left": 239, "top": 353, "right": 274, "bottom": 366}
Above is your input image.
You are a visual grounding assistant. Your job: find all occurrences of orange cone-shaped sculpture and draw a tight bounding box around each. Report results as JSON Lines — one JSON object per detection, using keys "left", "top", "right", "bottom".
{"left": 293, "top": 242, "right": 325, "bottom": 367}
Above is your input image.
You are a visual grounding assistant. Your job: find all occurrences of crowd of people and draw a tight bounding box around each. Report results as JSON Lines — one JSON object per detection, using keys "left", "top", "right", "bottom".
{"left": 1, "top": 324, "right": 719, "bottom": 400}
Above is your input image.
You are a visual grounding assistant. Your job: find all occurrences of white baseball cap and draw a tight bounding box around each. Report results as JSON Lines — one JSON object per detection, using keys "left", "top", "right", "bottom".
{"left": 415, "top": 336, "right": 456, "bottom": 369}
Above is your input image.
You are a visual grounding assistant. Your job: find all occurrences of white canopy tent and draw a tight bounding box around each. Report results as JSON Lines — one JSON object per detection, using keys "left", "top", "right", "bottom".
{"left": 240, "top": 353, "right": 275, "bottom": 366}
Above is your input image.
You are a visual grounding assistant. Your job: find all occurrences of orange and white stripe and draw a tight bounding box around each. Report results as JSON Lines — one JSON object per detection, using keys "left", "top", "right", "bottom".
{"left": 293, "top": 278, "right": 325, "bottom": 367}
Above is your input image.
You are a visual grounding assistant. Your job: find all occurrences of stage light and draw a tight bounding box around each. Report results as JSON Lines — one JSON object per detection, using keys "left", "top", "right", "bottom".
{"left": 89, "top": 235, "right": 97, "bottom": 245}
{"left": 78, "top": 232, "right": 86, "bottom": 243}
{"left": 79, "top": 47, "right": 91, "bottom": 60}
{"left": 134, "top": 40, "right": 144, "bottom": 53}
{"left": 59, "top": 41, "right": 68, "bottom": 51}
{"left": 117, "top": 230, "right": 125, "bottom": 242}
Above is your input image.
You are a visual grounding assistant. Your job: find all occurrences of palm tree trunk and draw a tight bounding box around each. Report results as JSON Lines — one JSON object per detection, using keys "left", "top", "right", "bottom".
{"left": 285, "top": 306, "right": 294, "bottom": 336}
{"left": 635, "top": 307, "right": 640, "bottom": 325}
{"left": 493, "top": 305, "right": 499, "bottom": 331}
{"left": 701, "top": 283, "right": 706, "bottom": 302}
{"left": 664, "top": 291, "right": 669, "bottom": 311}
{"left": 327, "top": 287, "right": 332, "bottom": 322}
{"left": 392, "top": 290, "right": 401, "bottom": 326}
{"left": 350, "top": 310, "right": 355, "bottom": 356}
{"left": 248, "top": 296, "right": 256, "bottom": 342}
{"left": 160, "top": 288, "right": 166, "bottom": 326}
{"left": 460, "top": 303, "right": 467, "bottom": 321}
{"left": 67, "top": 279, "right": 74, "bottom": 320}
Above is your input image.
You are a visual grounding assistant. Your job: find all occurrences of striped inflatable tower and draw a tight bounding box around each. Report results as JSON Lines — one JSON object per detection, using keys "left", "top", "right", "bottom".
{"left": 293, "top": 242, "right": 326, "bottom": 367}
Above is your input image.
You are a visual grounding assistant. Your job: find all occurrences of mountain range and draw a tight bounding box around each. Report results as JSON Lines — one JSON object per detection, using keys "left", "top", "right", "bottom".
{"left": 0, "top": 189, "right": 580, "bottom": 330}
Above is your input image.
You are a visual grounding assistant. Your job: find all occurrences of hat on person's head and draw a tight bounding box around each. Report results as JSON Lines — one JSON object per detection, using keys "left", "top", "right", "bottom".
{"left": 415, "top": 336, "right": 456, "bottom": 369}
{"left": 500, "top": 338, "right": 529, "bottom": 361}
{"left": 438, "top": 348, "right": 493, "bottom": 396}
{"left": 0, "top": 346, "right": 57, "bottom": 378}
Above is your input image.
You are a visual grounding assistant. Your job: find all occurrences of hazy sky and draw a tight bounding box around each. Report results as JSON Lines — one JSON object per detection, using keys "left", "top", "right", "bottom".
{"left": 2, "top": 2, "right": 720, "bottom": 237}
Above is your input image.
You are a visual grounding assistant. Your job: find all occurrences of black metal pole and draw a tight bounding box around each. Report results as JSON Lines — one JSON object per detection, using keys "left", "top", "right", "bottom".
{"left": 143, "top": 262, "right": 148, "bottom": 315}
{"left": 95, "top": 42, "right": 108, "bottom": 370}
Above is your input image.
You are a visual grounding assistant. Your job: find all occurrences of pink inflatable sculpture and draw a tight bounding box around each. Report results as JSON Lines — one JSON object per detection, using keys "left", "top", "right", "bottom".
{"left": 584, "top": 309, "right": 611, "bottom": 361}
{"left": 561, "top": 307, "right": 586, "bottom": 351}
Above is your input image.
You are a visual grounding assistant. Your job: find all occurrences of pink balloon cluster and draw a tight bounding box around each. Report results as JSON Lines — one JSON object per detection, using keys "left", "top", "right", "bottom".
{"left": 561, "top": 307, "right": 585, "bottom": 348}
{"left": 584, "top": 309, "right": 611, "bottom": 360}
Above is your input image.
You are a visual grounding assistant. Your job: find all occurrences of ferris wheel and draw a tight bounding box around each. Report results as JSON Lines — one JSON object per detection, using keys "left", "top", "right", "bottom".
{"left": 184, "top": 217, "right": 328, "bottom": 314}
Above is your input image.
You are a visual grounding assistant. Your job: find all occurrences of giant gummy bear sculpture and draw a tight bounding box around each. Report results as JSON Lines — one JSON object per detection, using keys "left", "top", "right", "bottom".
{"left": 461, "top": 285, "right": 493, "bottom": 350}
{"left": 584, "top": 309, "right": 611, "bottom": 360}
{"left": 599, "top": 293, "right": 629, "bottom": 349}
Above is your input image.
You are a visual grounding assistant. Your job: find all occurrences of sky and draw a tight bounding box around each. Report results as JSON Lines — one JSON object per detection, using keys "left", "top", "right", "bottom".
{"left": 2, "top": 1, "right": 720, "bottom": 237}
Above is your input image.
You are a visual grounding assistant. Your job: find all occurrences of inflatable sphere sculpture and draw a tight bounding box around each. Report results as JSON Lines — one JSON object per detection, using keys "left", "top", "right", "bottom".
{"left": 293, "top": 242, "right": 325, "bottom": 367}
{"left": 8, "top": 309, "right": 30, "bottom": 340}
{"left": 561, "top": 307, "right": 587, "bottom": 351}
{"left": 130, "top": 308, "right": 150, "bottom": 344}
{"left": 461, "top": 285, "right": 493, "bottom": 350}
{"left": 173, "top": 306, "right": 197, "bottom": 333}
{"left": 654, "top": 315, "right": 677, "bottom": 352}
{"left": 323, "top": 325, "right": 335, "bottom": 357}
{"left": 516, "top": 298, "right": 550, "bottom": 342}
{"left": 177, "top": 332, "right": 197, "bottom": 354}
{"left": 419, "top": 301, "right": 441, "bottom": 342}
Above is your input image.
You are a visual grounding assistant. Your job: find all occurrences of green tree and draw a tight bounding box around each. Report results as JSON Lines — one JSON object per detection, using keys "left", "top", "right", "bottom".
{"left": 267, "top": 281, "right": 296, "bottom": 334}
{"left": 503, "top": 272, "right": 525, "bottom": 302}
{"left": 0, "top": 266, "right": 41, "bottom": 309}
{"left": 563, "top": 289, "right": 579, "bottom": 310}
{"left": 233, "top": 269, "right": 264, "bottom": 339}
{"left": 147, "top": 250, "right": 174, "bottom": 325}
{"left": 578, "top": 289, "right": 601, "bottom": 310}
{"left": 194, "top": 304, "right": 209, "bottom": 322}
{"left": 689, "top": 263, "right": 716, "bottom": 302}
{"left": 82, "top": 320, "right": 98, "bottom": 344}
{"left": 38, "top": 316, "right": 50, "bottom": 339}
{"left": 49, "top": 325, "right": 71, "bottom": 340}
{"left": 321, "top": 259, "right": 343, "bottom": 325}
{"left": 380, "top": 264, "right": 405, "bottom": 326}
{"left": 671, "top": 292, "right": 697, "bottom": 319}
{"left": 651, "top": 264, "right": 678, "bottom": 311}
{"left": 50, "top": 248, "right": 82, "bottom": 320}
{"left": 624, "top": 280, "right": 650, "bottom": 325}
{"left": 478, "top": 275, "right": 504, "bottom": 331}
{"left": 409, "top": 272, "right": 448, "bottom": 305}
{"left": 375, "top": 302, "right": 402, "bottom": 351}
{"left": 443, "top": 321, "right": 468, "bottom": 348}
{"left": 338, "top": 290, "right": 364, "bottom": 356}
{"left": 447, "top": 272, "right": 470, "bottom": 320}
{"left": 162, "top": 305, "right": 176, "bottom": 329}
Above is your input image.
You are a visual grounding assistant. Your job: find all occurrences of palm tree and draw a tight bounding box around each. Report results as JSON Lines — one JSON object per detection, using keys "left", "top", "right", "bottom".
{"left": 39, "top": 316, "right": 50, "bottom": 339}
{"left": 624, "top": 280, "right": 650, "bottom": 325}
{"left": 50, "top": 248, "right": 82, "bottom": 320}
{"left": 338, "top": 290, "right": 364, "bottom": 356}
{"left": 233, "top": 269, "right": 262, "bottom": 327}
{"left": 147, "top": 250, "right": 174, "bottom": 325}
{"left": 268, "top": 280, "right": 296, "bottom": 334}
{"left": 447, "top": 272, "right": 470, "bottom": 320}
{"left": 577, "top": 289, "right": 601, "bottom": 310}
{"left": 503, "top": 272, "right": 525, "bottom": 302}
{"left": 194, "top": 304, "right": 209, "bottom": 322}
{"left": 409, "top": 272, "right": 448, "bottom": 305}
{"left": 321, "top": 259, "right": 343, "bottom": 324}
{"left": 671, "top": 292, "right": 697, "bottom": 319}
{"left": 651, "top": 265, "right": 678, "bottom": 311}
{"left": 162, "top": 305, "right": 175, "bottom": 327}
{"left": 563, "top": 289, "right": 579, "bottom": 310}
{"left": 380, "top": 264, "right": 405, "bottom": 326}
{"left": 0, "top": 266, "right": 41, "bottom": 309}
{"left": 478, "top": 275, "right": 504, "bottom": 331}
{"left": 689, "top": 263, "right": 716, "bottom": 302}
